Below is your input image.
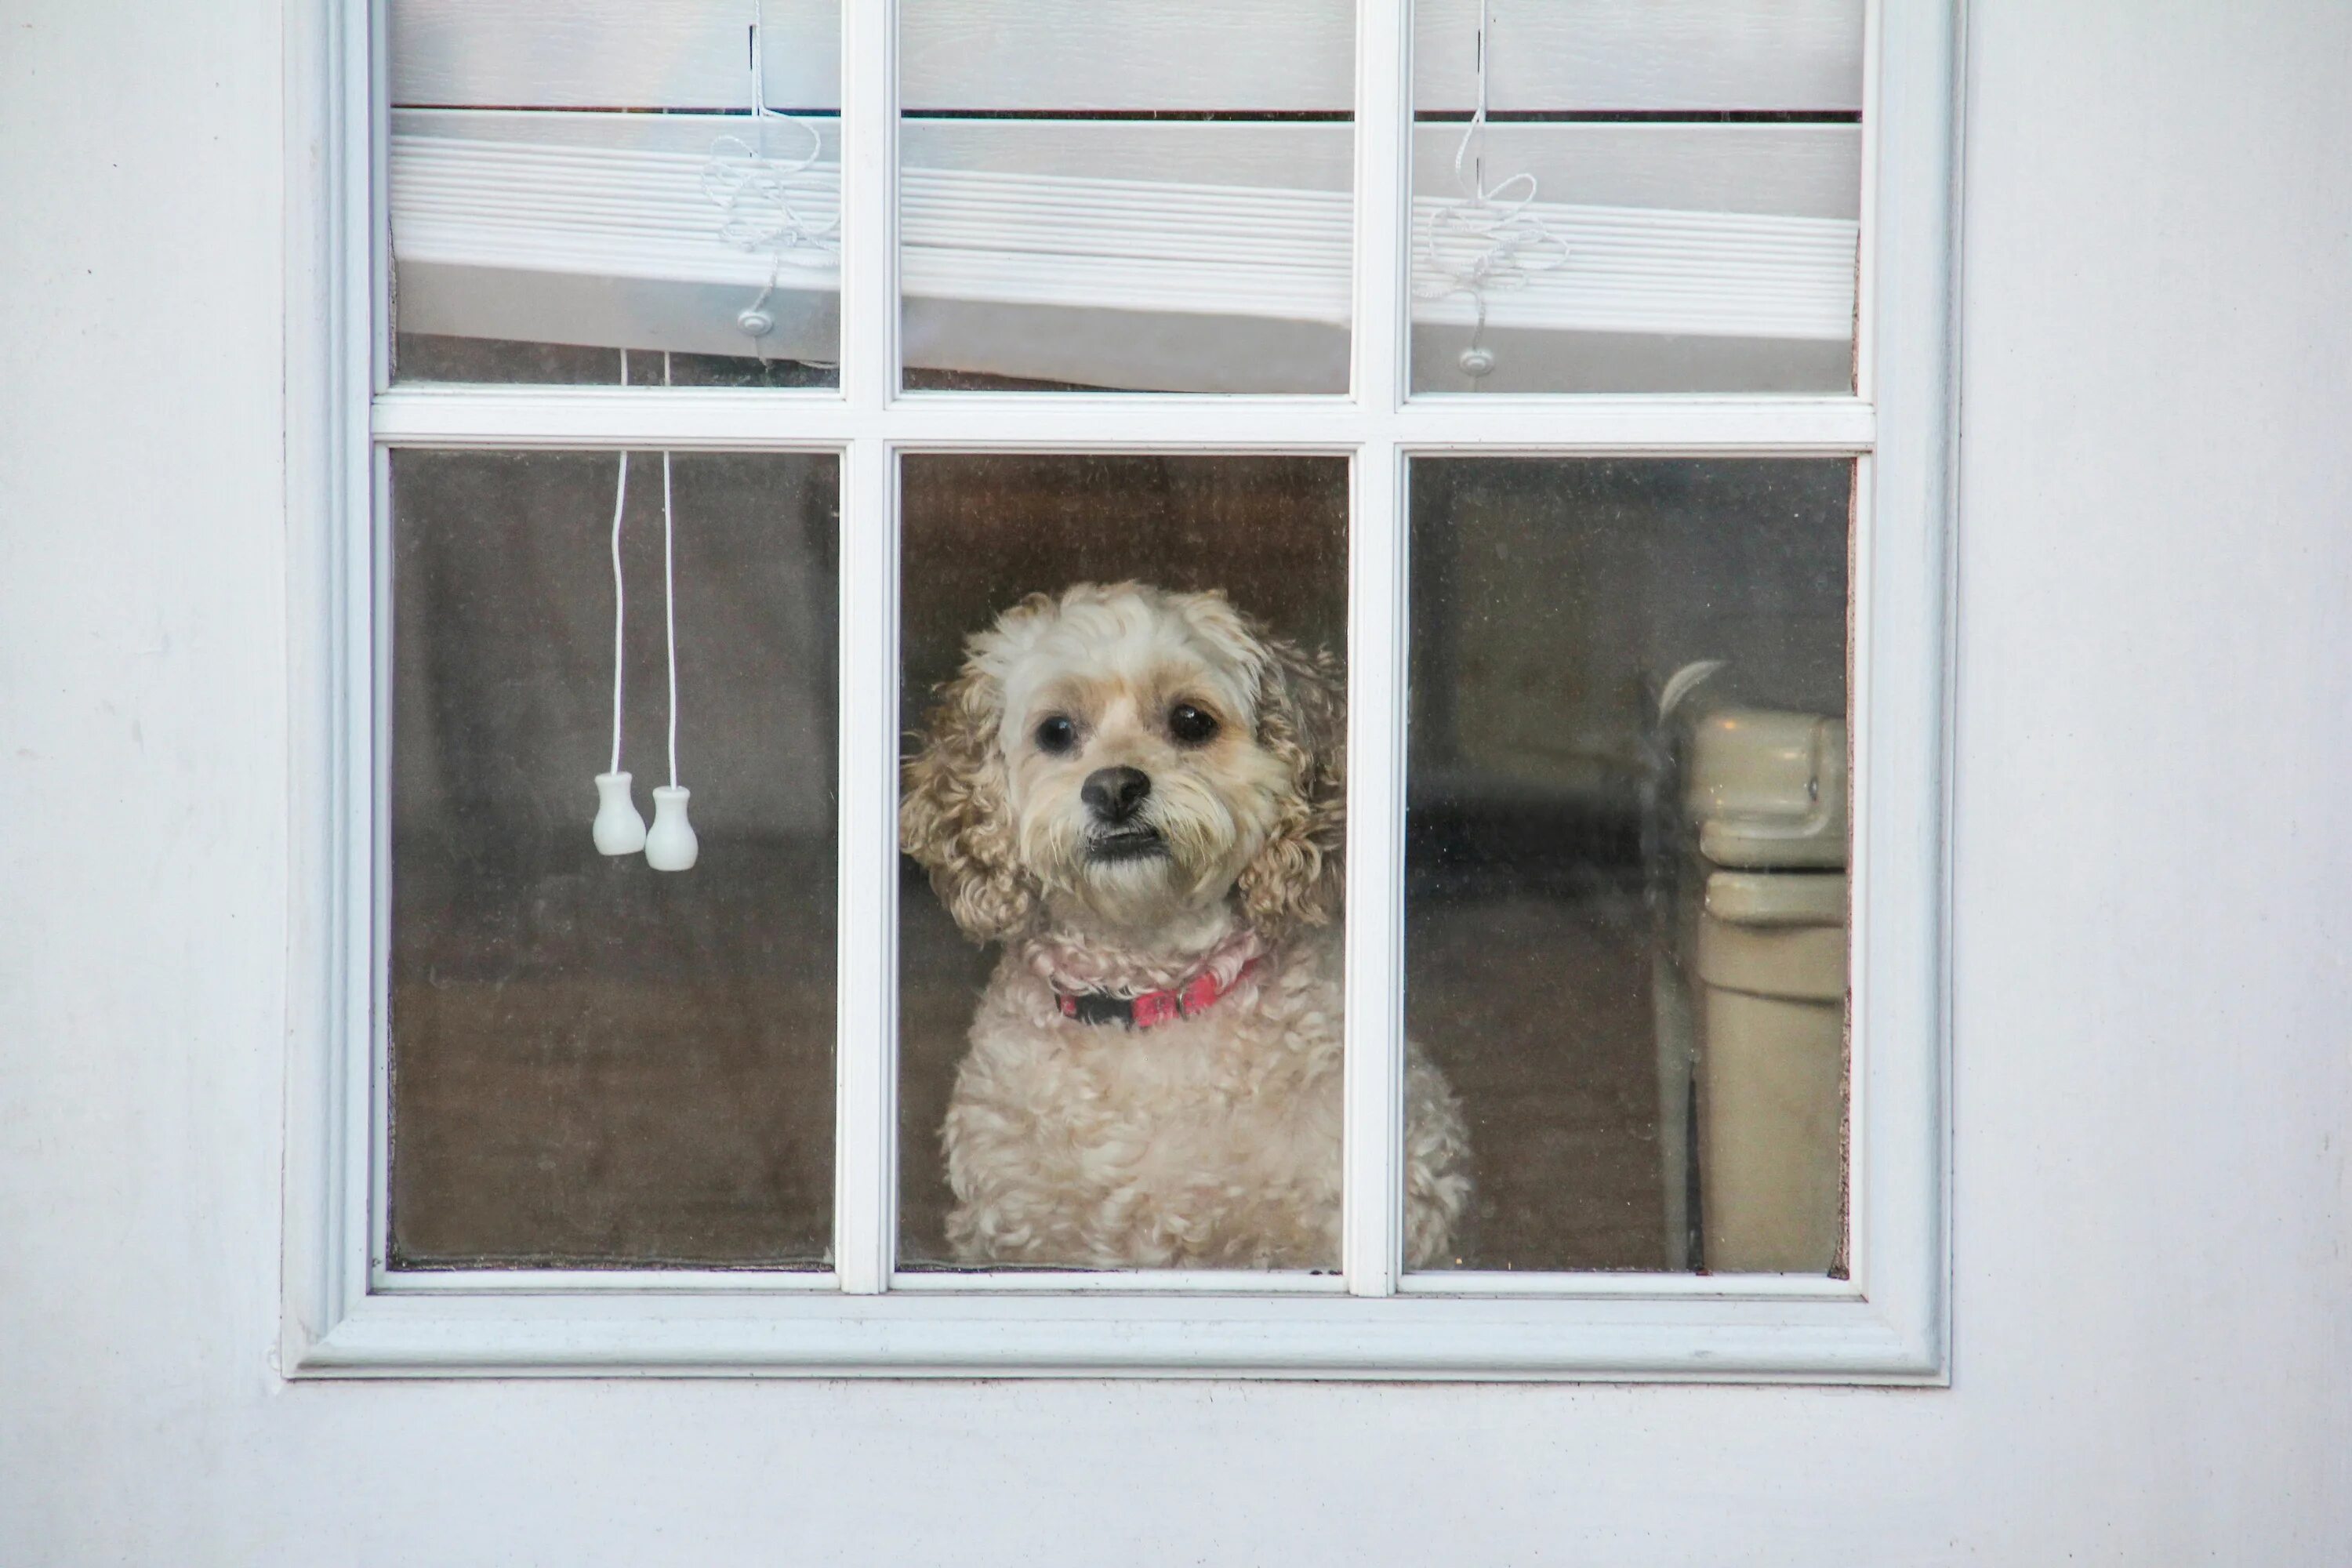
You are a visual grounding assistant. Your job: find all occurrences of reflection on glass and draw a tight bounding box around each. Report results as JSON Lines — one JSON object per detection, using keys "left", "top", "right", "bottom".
{"left": 1408, "top": 3, "right": 1861, "bottom": 394}
{"left": 897, "top": 456, "right": 1422, "bottom": 1271}
{"left": 387, "top": 0, "right": 842, "bottom": 385}
{"left": 388, "top": 450, "right": 839, "bottom": 1267}
{"left": 898, "top": 3, "right": 1354, "bottom": 393}
{"left": 1406, "top": 459, "right": 1850, "bottom": 1273}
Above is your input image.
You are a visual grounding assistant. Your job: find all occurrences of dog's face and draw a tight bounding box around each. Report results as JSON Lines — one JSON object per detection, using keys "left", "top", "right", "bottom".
{"left": 903, "top": 583, "right": 1345, "bottom": 944}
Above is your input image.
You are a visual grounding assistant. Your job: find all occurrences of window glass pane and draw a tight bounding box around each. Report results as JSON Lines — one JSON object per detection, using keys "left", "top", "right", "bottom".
{"left": 388, "top": 450, "right": 838, "bottom": 1268}
{"left": 897, "top": 455, "right": 1360, "bottom": 1269}
{"left": 898, "top": 2, "right": 1353, "bottom": 394}
{"left": 1409, "top": 2, "right": 1861, "bottom": 394}
{"left": 388, "top": 4, "right": 842, "bottom": 385}
{"left": 1406, "top": 458, "right": 1849, "bottom": 1273}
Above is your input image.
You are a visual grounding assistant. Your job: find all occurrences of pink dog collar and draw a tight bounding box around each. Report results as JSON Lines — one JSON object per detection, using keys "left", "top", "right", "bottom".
{"left": 1055, "top": 957, "right": 1262, "bottom": 1030}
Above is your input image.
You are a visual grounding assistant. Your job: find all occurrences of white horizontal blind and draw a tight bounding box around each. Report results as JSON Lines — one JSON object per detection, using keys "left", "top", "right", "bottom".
{"left": 390, "top": 0, "right": 1862, "bottom": 112}
{"left": 389, "top": 112, "right": 1857, "bottom": 390}
{"left": 394, "top": 126, "right": 1855, "bottom": 336}
{"left": 387, "top": 1, "right": 1864, "bottom": 387}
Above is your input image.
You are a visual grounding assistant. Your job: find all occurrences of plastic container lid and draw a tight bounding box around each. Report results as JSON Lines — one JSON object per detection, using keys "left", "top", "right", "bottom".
{"left": 1685, "top": 708, "right": 1847, "bottom": 869}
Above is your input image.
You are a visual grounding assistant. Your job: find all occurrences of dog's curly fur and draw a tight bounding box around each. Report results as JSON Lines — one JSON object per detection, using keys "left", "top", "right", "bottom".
{"left": 903, "top": 582, "right": 1471, "bottom": 1269}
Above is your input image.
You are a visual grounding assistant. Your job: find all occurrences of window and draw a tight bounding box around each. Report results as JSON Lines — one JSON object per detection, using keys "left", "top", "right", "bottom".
{"left": 285, "top": 0, "right": 1953, "bottom": 1377}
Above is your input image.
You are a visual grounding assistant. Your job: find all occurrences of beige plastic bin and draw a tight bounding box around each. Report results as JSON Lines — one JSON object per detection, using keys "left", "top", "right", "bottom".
{"left": 1694, "top": 869, "right": 1848, "bottom": 1273}
{"left": 1671, "top": 706, "right": 1849, "bottom": 1274}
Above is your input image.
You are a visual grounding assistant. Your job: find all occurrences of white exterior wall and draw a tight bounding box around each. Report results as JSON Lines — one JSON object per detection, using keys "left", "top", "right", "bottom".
{"left": 3, "top": 2, "right": 2348, "bottom": 1561}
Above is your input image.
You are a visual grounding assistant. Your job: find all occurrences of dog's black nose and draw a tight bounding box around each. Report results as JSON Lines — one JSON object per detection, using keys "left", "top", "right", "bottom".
{"left": 1082, "top": 766, "right": 1152, "bottom": 823}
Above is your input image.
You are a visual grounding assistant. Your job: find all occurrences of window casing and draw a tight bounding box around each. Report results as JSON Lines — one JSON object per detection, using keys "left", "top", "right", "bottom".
{"left": 282, "top": 0, "right": 1955, "bottom": 1377}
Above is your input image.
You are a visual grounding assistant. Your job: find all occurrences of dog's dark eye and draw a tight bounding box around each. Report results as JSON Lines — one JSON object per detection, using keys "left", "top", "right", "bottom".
{"left": 1034, "top": 715, "right": 1077, "bottom": 754}
{"left": 1168, "top": 703, "right": 1219, "bottom": 746}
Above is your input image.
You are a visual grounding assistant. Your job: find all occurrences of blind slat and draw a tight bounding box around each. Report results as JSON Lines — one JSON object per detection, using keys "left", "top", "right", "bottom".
{"left": 390, "top": 0, "right": 1862, "bottom": 114}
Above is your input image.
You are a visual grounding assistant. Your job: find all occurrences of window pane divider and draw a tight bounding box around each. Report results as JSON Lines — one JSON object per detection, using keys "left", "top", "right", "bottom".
{"left": 888, "top": 1271, "right": 1348, "bottom": 1295}
{"left": 377, "top": 1269, "right": 847, "bottom": 1294}
{"left": 833, "top": 0, "right": 902, "bottom": 1296}
{"left": 1340, "top": 0, "right": 1413, "bottom": 1301}
{"left": 361, "top": 1266, "right": 1860, "bottom": 1301}
{"left": 1343, "top": 437, "right": 1407, "bottom": 1297}
{"left": 368, "top": 388, "right": 1876, "bottom": 454}
{"left": 836, "top": 440, "right": 899, "bottom": 1296}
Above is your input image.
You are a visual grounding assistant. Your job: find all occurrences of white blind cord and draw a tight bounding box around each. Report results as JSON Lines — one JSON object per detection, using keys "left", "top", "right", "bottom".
{"left": 662, "top": 355, "right": 680, "bottom": 789}
{"left": 595, "top": 350, "right": 696, "bottom": 869}
{"left": 637, "top": 350, "right": 699, "bottom": 870}
{"left": 590, "top": 349, "right": 655, "bottom": 857}
{"left": 608, "top": 349, "right": 631, "bottom": 774}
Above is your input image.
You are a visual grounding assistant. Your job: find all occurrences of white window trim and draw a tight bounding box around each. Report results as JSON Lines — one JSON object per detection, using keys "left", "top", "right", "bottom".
{"left": 281, "top": 0, "right": 1958, "bottom": 1380}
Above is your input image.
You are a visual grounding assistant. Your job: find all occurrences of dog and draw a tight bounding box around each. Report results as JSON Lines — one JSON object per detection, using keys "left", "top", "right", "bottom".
{"left": 902, "top": 581, "right": 1471, "bottom": 1269}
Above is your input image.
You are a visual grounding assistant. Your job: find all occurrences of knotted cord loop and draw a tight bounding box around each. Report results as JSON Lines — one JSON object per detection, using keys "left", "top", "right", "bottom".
{"left": 701, "top": 0, "right": 841, "bottom": 354}
{"left": 1414, "top": 0, "right": 1570, "bottom": 379}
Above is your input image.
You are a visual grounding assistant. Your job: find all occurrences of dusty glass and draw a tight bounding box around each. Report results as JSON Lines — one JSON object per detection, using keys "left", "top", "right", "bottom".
{"left": 1407, "top": 2, "right": 1861, "bottom": 394}
{"left": 896, "top": 455, "right": 1356, "bottom": 1269}
{"left": 1406, "top": 458, "right": 1851, "bottom": 1273}
{"left": 387, "top": 4, "right": 843, "bottom": 385}
{"left": 898, "top": 2, "right": 1354, "bottom": 393}
{"left": 387, "top": 449, "right": 839, "bottom": 1268}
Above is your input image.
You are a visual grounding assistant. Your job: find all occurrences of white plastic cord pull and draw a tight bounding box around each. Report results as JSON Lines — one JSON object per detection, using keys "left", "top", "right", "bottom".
{"left": 593, "top": 350, "right": 650, "bottom": 855}
{"left": 593, "top": 770, "right": 648, "bottom": 855}
{"left": 645, "top": 785, "right": 699, "bottom": 871}
{"left": 643, "top": 356, "right": 699, "bottom": 873}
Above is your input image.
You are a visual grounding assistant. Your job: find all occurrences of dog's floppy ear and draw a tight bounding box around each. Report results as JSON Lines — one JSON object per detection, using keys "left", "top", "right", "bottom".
{"left": 1236, "top": 621, "right": 1349, "bottom": 936}
{"left": 900, "top": 600, "right": 1048, "bottom": 943}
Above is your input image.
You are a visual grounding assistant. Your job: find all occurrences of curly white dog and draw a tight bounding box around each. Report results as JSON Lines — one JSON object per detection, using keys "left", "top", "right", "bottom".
{"left": 902, "top": 581, "right": 1471, "bottom": 1270}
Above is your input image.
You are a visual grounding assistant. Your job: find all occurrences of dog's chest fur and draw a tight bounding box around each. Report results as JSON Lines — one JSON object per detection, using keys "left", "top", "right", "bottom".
{"left": 942, "top": 935, "right": 1348, "bottom": 1270}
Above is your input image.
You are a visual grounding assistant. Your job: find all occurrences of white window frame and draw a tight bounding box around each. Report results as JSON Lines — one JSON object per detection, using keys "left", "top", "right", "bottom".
{"left": 281, "top": 0, "right": 1958, "bottom": 1379}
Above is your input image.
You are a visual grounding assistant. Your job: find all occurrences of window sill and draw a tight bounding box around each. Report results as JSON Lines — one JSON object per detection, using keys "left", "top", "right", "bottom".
{"left": 287, "top": 1274, "right": 1939, "bottom": 1381}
